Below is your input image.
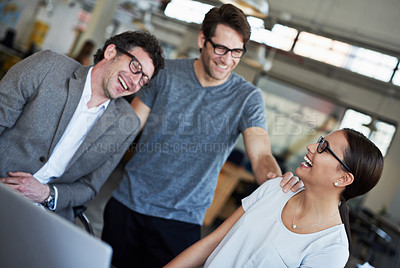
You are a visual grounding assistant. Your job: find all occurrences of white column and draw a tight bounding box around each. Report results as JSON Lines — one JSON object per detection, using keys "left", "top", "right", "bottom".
{"left": 72, "top": 0, "right": 119, "bottom": 57}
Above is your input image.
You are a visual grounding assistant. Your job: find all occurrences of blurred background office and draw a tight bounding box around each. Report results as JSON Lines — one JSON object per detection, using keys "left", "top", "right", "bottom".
{"left": 1, "top": 0, "right": 400, "bottom": 267}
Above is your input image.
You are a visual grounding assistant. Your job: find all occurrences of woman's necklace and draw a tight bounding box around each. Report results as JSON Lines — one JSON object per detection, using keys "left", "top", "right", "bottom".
{"left": 292, "top": 194, "right": 339, "bottom": 229}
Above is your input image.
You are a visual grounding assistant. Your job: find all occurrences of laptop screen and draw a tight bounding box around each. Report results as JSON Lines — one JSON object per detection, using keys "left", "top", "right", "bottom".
{"left": 0, "top": 183, "right": 112, "bottom": 268}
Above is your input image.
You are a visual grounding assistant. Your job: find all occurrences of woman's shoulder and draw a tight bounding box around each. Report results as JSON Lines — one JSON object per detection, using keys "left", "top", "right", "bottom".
{"left": 260, "top": 177, "right": 293, "bottom": 192}
{"left": 254, "top": 177, "right": 303, "bottom": 198}
{"left": 242, "top": 178, "right": 296, "bottom": 210}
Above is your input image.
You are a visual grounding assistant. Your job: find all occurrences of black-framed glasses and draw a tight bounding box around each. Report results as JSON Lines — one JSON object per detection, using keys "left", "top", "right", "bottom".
{"left": 116, "top": 47, "right": 150, "bottom": 87}
{"left": 206, "top": 39, "right": 246, "bottom": 58}
{"left": 317, "top": 136, "right": 352, "bottom": 173}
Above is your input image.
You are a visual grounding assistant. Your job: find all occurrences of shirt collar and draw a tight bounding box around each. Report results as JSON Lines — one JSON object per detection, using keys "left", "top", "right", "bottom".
{"left": 83, "top": 67, "right": 111, "bottom": 110}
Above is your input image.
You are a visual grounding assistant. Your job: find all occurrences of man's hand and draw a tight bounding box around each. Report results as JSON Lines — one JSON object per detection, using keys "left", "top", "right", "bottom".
{"left": 266, "top": 171, "right": 304, "bottom": 193}
{"left": 0, "top": 171, "right": 50, "bottom": 203}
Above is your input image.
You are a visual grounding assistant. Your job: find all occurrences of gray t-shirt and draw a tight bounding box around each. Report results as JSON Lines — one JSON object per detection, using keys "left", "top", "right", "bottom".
{"left": 113, "top": 58, "right": 267, "bottom": 225}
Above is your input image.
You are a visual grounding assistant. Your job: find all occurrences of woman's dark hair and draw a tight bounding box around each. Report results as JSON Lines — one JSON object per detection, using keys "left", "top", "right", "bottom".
{"left": 338, "top": 128, "right": 384, "bottom": 245}
{"left": 201, "top": 4, "right": 251, "bottom": 46}
{"left": 93, "top": 31, "right": 164, "bottom": 78}
{"left": 342, "top": 128, "right": 384, "bottom": 200}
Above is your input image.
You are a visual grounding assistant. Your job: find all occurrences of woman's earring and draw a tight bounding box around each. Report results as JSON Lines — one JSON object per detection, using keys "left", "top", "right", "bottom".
{"left": 334, "top": 182, "right": 339, "bottom": 187}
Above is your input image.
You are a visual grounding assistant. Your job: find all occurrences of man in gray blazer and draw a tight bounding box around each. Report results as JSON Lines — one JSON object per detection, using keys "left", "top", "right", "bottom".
{"left": 0, "top": 31, "right": 164, "bottom": 222}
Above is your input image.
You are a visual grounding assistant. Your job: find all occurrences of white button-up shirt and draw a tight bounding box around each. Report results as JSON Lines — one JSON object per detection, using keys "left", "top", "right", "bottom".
{"left": 34, "top": 67, "right": 110, "bottom": 183}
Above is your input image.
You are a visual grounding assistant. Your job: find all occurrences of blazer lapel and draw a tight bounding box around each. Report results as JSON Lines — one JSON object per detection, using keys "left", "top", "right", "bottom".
{"left": 49, "top": 66, "right": 90, "bottom": 154}
{"left": 66, "top": 100, "right": 121, "bottom": 169}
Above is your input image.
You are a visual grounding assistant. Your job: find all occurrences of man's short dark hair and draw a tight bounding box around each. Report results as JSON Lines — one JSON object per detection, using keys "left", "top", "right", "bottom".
{"left": 201, "top": 4, "right": 251, "bottom": 45}
{"left": 93, "top": 31, "right": 165, "bottom": 78}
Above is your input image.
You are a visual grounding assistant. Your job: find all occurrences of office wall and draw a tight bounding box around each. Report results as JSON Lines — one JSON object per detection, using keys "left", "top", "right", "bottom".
{"left": 39, "top": 2, "right": 81, "bottom": 54}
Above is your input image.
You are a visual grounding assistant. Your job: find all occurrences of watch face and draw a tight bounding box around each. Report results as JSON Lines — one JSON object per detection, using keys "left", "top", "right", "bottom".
{"left": 46, "top": 196, "right": 55, "bottom": 211}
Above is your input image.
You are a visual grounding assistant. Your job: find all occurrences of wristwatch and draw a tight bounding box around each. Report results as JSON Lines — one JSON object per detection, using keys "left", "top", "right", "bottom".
{"left": 43, "top": 185, "right": 56, "bottom": 211}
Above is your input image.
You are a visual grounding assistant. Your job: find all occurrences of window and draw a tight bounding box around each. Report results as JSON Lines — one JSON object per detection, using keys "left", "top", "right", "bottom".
{"left": 345, "top": 47, "right": 398, "bottom": 82}
{"left": 294, "top": 32, "right": 351, "bottom": 67}
{"left": 339, "top": 109, "right": 396, "bottom": 156}
{"left": 248, "top": 17, "right": 297, "bottom": 51}
{"left": 393, "top": 69, "right": 400, "bottom": 86}
{"left": 292, "top": 31, "right": 399, "bottom": 83}
{"left": 164, "top": 0, "right": 213, "bottom": 24}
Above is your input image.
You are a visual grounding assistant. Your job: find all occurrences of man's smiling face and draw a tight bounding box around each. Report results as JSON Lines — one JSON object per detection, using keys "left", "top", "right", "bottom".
{"left": 198, "top": 24, "right": 244, "bottom": 85}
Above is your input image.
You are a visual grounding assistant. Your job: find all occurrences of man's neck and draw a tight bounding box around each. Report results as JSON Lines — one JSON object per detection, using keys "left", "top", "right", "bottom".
{"left": 87, "top": 94, "right": 109, "bottom": 109}
{"left": 193, "top": 59, "right": 230, "bottom": 87}
{"left": 89, "top": 66, "right": 110, "bottom": 108}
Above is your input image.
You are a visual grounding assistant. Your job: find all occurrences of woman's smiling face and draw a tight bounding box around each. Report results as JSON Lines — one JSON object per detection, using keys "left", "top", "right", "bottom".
{"left": 296, "top": 130, "right": 349, "bottom": 187}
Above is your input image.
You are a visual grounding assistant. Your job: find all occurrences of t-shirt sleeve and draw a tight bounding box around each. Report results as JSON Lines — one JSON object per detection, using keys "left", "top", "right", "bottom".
{"left": 135, "top": 73, "right": 161, "bottom": 108}
{"left": 242, "top": 178, "right": 282, "bottom": 212}
{"left": 238, "top": 88, "right": 267, "bottom": 133}
{"left": 300, "top": 243, "right": 349, "bottom": 268}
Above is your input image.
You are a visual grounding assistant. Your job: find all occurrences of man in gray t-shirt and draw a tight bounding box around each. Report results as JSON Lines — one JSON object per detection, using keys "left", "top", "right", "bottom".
{"left": 102, "top": 4, "right": 301, "bottom": 268}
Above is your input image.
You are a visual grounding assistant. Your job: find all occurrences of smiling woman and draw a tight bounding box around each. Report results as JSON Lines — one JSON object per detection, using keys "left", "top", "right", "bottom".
{"left": 300, "top": 135, "right": 353, "bottom": 174}
{"left": 165, "top": 128, "right": 384, "bottom": 268}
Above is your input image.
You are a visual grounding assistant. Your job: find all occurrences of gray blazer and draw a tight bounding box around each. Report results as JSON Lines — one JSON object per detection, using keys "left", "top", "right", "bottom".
{"left": 0, "top": 50, "right": 140, "bottom": 221}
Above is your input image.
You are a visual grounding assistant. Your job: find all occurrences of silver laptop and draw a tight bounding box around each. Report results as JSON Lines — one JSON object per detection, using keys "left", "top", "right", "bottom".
{"left": 0, "top": 183, "right": 112, "bottom": 268}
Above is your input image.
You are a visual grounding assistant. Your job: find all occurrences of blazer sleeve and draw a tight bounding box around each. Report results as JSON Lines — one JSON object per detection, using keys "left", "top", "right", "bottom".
{"left": 0, "top": 50, "right": 55, "bottom": 135}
